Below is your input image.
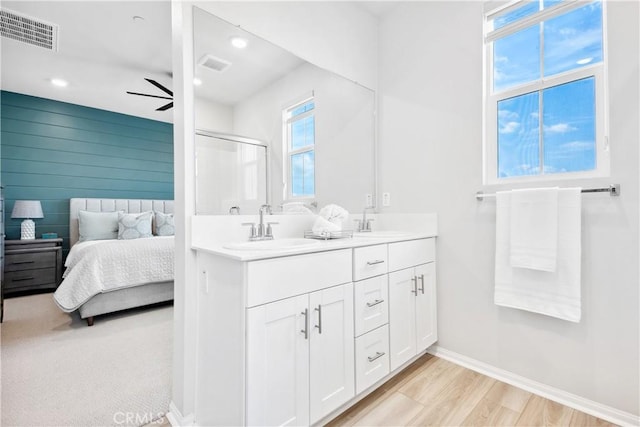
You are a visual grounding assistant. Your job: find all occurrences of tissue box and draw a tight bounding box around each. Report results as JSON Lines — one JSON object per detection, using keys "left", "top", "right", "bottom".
{"left": 42, "top": 232, "right": 58, "bottom": 239}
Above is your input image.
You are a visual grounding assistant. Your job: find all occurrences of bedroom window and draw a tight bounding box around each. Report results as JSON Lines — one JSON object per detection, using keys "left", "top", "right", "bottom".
{"left": 484, "top": 0, "right": 609, "bottom": 184}
{"left": 283, "top": 96, "right": 315, "bottom": 199}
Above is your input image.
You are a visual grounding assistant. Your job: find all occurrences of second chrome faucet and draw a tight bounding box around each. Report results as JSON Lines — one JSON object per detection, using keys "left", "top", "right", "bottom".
{"left": 243, "top": 204, "right": 278, "bottom": 241}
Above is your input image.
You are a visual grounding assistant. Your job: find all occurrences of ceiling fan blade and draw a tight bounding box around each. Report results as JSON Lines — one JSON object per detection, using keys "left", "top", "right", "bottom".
{"left": 126, "top": 91, "right": 173, "bottom": 100}
{"left": 156, "top": 102, "right": 173, "bottom": 111}
{"left": 145, "top": 78, "right": 173, "bottom": 96}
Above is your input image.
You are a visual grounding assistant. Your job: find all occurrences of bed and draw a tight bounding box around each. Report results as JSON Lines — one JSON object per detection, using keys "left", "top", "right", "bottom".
{"left": 53, "top": 198, "right": 175, "bottom": 326}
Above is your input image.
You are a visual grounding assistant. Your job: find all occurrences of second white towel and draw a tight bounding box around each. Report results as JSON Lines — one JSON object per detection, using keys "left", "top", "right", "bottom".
{"left": 510, "top": 187, "right": 559, "bottom": 272}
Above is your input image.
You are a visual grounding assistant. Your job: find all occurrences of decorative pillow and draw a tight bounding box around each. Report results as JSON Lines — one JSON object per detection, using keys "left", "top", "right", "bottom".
{"left": 78, "top": 210, "right": 120, "bottom": 242}
{"left": 154, "top": 211, "right": 175, "bottom": 236}
{"left": 118, "top": 211, "right": 153, "bottom": 240}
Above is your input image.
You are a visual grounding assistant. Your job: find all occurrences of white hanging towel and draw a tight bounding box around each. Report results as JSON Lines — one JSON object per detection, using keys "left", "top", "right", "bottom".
{"left": 495, "top": 188, "right": 582, "bottom": 322}
{"left": 510, "top": 187, "right": 559, "bottom": 272}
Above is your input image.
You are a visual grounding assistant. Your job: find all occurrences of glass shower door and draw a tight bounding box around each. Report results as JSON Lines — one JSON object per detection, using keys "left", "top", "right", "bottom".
{"left": 195, "top": 132, "right": 268, "bottom": 215}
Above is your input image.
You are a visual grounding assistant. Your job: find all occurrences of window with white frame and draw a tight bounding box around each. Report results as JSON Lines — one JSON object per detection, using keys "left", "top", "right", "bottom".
{"left": 484, "top": 0, "right": 609, "bottom": 183}
{"left": 283, "top": 96, "right": 315, "bottom": 199}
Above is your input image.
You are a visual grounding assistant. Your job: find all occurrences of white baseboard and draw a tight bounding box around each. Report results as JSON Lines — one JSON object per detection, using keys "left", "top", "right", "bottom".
{"left": 166, "top": 401, "right": 195, "bottom": 427}
{"left": 429, "top": 345, "right": 640, "bottom": 427}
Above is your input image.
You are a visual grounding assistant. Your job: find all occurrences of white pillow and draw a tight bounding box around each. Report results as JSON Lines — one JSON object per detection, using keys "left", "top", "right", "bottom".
{"left": 118, "top": 211, "right": 153, "bottom": 240}
{"left": 154, "top": 211, "right": 175, "bottom": 236}
{"left": 78, "top": 210, "right": 120, "bottom": 242}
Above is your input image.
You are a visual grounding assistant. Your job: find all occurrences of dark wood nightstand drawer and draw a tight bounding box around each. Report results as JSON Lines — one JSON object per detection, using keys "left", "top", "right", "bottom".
{"left": 4, "top": 268, "right": 57, "bottom": 291}
{"left": 5, "top": 251, "right": 56, "bottom": 272}
{"left": 3, "top": 238, "right": 63, "bottom": 296}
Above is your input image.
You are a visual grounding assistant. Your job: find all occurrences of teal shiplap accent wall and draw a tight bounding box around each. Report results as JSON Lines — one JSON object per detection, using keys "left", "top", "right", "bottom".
{"left": 0, "top": 91, "right": 174, "bottom": 254}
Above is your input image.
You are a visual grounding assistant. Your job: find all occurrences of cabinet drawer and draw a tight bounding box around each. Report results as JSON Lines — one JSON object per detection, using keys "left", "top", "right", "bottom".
{"left": 4, "top": 268, "right": 57, "bottom": 290}
{"left": 247, "top": 249, "right": 352, "bottom": 307}
{"left": 353, "top": 244, "right": 388, "bottom": 281}
{"left": 5, "top": 251, "right": 56, "bottom": 271}
{"left": 388, "top": 238, "right": 435, "bottom": 272}
{"left": 355, "top": 324, "right": 390, "bottom": 394}
{"left": 354, "top": 275, "right": 388, "bottom": 337}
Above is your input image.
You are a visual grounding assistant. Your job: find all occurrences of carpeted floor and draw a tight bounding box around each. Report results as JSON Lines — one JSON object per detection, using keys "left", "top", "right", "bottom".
{"left": 1, "top": 292, "right": 172, "bottom": 427}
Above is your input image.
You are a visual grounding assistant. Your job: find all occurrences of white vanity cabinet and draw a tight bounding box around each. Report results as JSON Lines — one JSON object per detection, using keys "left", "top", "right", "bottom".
{"left": 194, "top": 234, "right": 437, "bottom": 427}
{"left": 246, "top": 282, "right": 355, "bottom": 426}
{"left": 388, "top": 239, "right": 437, "bottom": 371}
{"left": 195, "top": 248, "right": 354, "bottom": 427}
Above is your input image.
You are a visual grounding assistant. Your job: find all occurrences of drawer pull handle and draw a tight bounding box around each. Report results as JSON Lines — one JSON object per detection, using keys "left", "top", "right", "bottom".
{"left": 13, "top": 260, "right": 35, "bottom": 265}
{"left": 13, "top": 276, "right": 35, "bottom": 281}
{"left": 366, "top": 260, "right": 385, "bottom": 266}
{"left": 366, "top": 299, "right": 384, "bottom": 308}
{"left": 368, "top": 351, "right": 386, "bottom": 363}
{"left": 300, "top": 309, "right": 309, "bottom": 340}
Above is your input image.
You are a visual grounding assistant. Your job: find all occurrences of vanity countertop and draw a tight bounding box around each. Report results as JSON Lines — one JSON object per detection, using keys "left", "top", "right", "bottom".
{"left": 192, "top": 231, "right": 437, "bottom": 262}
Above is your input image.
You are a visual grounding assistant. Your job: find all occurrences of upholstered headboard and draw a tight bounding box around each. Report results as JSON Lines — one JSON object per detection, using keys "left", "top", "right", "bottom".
{"left": 69, "top": 198, "right": 174, "bottom": 247}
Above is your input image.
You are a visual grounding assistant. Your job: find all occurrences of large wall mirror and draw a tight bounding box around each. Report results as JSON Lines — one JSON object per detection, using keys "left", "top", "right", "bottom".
{"left": 193, "top": 6, "right": 376, "bottom": 215}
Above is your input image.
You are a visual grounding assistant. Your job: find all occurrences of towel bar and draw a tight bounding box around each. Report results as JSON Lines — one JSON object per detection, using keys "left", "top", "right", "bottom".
{"left": 476, "top": 184, "right": 620, "bottom": 201}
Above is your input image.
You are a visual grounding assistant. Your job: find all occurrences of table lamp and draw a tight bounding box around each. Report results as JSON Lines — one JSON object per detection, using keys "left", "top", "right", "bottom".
{"left": 11, "top": 200, "right": 44, "bottom": 240}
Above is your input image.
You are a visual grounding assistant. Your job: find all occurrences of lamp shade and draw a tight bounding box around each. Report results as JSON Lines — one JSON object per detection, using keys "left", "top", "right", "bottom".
{"left": 11, "top": 200, "right": 44, "bottom": 219}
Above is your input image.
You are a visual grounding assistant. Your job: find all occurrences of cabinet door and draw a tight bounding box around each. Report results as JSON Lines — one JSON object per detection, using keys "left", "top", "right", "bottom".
{"left": 415, "top": 262, "right": 437, "bottom": 353}
{"left": 309, "top": 283, "right": 355, "bottom": 424}
{"left": 247, "top": 295, "right": 310, "bottom": 426}
{"left": 388, "top": 268, "right": 417, "bottom": 371}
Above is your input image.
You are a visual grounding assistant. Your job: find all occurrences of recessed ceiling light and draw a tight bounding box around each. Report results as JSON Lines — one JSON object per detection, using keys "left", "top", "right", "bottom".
{"left": 230, "top": 36, "right": 248, "bottom": 49}
{"left": 50, "top": 78, "right": 68, "bottom": 87}
{"left": 576, "top": 57, "right": 593, "bottom": 65}
{"left": 193, "top": 77, "right": 202, "bottom": 86}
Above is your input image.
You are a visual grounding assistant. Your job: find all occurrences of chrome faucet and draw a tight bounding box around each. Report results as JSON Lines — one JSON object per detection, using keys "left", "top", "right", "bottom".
{"left": 258, "top": 204, "right": 271, "bottom": 238}
{"left": 354, "top": 206, "right": 375, "bottom": 232}
{"left": 244, "top": 204, "right": 278, "bottom": 241}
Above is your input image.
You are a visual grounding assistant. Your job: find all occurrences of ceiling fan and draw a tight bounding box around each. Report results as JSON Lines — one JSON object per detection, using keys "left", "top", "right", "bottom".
{"left": 126, "top": 78, "right": 173, "bottom": 111}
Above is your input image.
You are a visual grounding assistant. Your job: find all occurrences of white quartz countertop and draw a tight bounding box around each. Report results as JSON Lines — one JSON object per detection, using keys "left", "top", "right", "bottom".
{"left": 191, "top": 213, "right": 437, "bottom": 261}
{"left": 192, "top": 231, "right": 437, "bottom": 261}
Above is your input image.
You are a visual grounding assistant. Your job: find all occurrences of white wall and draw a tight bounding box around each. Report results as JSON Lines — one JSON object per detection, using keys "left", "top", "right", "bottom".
{"left": 194, "top": 97, "right": 233, "bottom": 133}
{"left": 378, "top": 0, "right": 639, "bottom": 418}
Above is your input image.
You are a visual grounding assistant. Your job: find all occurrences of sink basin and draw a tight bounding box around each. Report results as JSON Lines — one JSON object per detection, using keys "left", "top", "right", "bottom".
{"left": 224, "top": 238, "right": 321, "bottom": 251}
{"left": 354, "top": 231, "right": 412, "bottom": 238}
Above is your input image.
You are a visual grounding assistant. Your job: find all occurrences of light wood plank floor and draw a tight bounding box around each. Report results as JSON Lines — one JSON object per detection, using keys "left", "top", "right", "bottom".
{"left": 326, "top": 354, "right": 616, "bottom": 427}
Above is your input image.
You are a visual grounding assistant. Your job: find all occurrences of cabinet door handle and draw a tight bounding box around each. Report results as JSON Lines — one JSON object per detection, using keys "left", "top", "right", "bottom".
{"left": 366, "top": 260, "right": 385, "bottom": 266}
{"left": 411, "top": 276, "right": 418, "bottom": 295}
{"left": 368, "top": 351, "right": 386, "bottom": 363}
{"left": 314, "top": 304, "right": 322, "bottom": 334}
{"left": 418, "top": 274, "right": 425, "bottom": 294}
{"left": 300, "top": 308, "right": 309, "bottom": 340}
{"left": 366, "top": 299, "right": 384, "bottom": 308}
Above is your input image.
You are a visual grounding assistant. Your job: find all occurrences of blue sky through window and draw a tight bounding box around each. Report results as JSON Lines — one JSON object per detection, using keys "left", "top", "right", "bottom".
{"left": 291, "top": 151, "right": 314, "bottom": 197}
{"left": 288, "top": 99, "right": 315, "bottom": 197}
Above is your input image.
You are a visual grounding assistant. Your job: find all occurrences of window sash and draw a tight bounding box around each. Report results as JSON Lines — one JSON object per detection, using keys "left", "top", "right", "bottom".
{"left": 485, "top": 66, "right": 608, "bottom": 184}
{"left": 485, "top": 0, "right": 583, "bottom": 43}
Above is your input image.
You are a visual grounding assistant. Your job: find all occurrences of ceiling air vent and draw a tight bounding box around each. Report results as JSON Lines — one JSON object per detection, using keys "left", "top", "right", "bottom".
{"left": 0, "top": 9, "right": 58, "bottom": 51}
{"left": 198, "top": 54, "right": 231, "bottom": 73}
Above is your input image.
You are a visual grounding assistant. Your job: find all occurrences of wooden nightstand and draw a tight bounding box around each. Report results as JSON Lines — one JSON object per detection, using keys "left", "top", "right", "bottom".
{"left": 4, "top": 238, "right": 63, "bottom": 295}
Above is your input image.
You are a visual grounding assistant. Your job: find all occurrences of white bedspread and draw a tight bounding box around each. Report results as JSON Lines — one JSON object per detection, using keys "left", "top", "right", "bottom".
{"left": 54, "top": 236, "right": 174, "bottom": 312}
